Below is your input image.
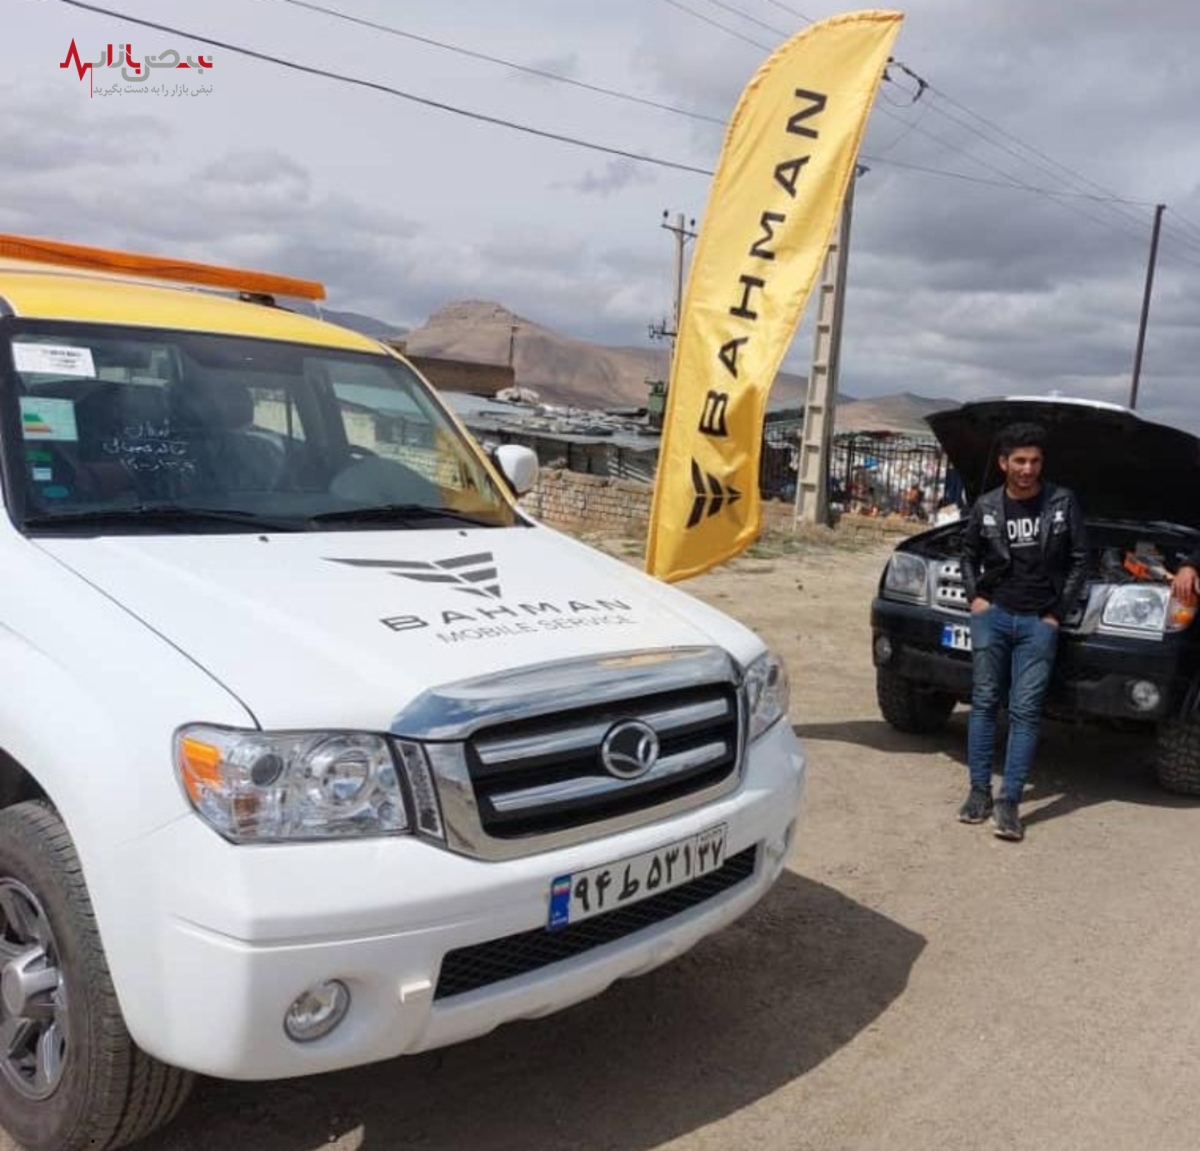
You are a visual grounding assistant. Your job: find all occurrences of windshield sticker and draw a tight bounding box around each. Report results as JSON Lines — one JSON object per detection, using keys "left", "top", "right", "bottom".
{"left": 19, "top": 397, "right": 79, "bottom": 442}
{"left": 13, "top": 343, "right": 96, "bottom": 379}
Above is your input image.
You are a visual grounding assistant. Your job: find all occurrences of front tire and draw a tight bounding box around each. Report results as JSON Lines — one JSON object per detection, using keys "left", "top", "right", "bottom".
{"left": 0, "top": 801, "right": 192, "bottom": 1151}
{"left": 1153, "top": 716, "right": 1200, "bottom": 795}
{"left": 876, "top": 667, "right": 956, "bottom": 734}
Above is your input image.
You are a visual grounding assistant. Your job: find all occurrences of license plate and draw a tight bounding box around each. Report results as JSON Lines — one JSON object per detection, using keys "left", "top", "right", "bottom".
{"left": 941, "top": 622, "right": 972, "bottom": 652}
{"left": 548, "top": 824, "right": 728, "bottom": 930}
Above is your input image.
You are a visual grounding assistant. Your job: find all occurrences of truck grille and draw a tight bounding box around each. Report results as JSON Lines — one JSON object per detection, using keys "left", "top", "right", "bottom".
{"left": 395, "top": 648, "right": 748, "bottom": 861}
{"left": 467, "top": 684, "right": 739, "bottom": 839}
{"left": 434, "top": 845, "right": 758, "bottom": 999}
{"left": 934, "top": 559, "right": 969, "bottom": 612}
{"left": 929, "top": 556, "right": 1085, "bottom": 626}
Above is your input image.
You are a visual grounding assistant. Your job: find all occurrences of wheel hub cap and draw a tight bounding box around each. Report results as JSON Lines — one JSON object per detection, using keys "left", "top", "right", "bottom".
{"left": 0, "top": 879, "right": 68, "bottom": 1101}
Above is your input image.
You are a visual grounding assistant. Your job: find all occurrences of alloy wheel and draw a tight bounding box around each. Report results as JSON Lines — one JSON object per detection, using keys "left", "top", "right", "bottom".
{"left": 0, "top": 878, "right": 68, "bottom": 1101}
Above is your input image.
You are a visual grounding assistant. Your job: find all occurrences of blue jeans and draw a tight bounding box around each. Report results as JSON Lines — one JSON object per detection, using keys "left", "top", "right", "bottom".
{"left": 966, "top": 604, "right": 1059, "bottom": 803}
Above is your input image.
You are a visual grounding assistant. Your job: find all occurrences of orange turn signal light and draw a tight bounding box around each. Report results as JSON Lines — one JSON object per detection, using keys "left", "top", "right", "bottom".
{"left": 1172, "top": 604, "right": 1196, "bottom": 628}
{"left": 178, "top": 736, "right": 223, "bottom": 804}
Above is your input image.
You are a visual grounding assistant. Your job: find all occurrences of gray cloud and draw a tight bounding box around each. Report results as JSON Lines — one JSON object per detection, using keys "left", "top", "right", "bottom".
{"left": 556, "top": 158, "right": 657, "bottom": 196}
{"left": 10, "top": 0, "right": 1200, "bottom": 433}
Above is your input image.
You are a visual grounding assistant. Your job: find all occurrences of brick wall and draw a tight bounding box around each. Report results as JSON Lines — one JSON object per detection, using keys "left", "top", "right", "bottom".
{"left": 523, "top": 468, "right": 652, "bottom": 533}
{"left": 525, "top": 468, "right": 932, "bottom": 542}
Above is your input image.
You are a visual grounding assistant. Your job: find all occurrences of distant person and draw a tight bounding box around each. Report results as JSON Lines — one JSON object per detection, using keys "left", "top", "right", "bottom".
{"left": 958, "top": 422, "right": 1087, "bottom": 841}
{"left": 902, "top": 483, "right": 925, "bottom": 520}
{"left": 941, "top": 464, "right": 966, "bottom": 512}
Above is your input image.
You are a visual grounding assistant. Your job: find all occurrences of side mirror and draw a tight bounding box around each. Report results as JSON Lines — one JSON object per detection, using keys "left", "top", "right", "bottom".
{"left": 492, "top": 444, "right": 538, "bottom": 496}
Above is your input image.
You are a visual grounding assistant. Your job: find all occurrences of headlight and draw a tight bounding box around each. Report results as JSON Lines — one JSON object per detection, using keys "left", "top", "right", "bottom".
{"left": 1102, "top": 585, "right": 1169, "bottom": 632}
{"left": 175, "top": 726, "right": 443, "bottom": 843}
{"left": 1102, "top": 585, "right": 1196, "bottom": 634}
{"left": 745, "top": 650, "right": 790, "bottom": 742}
{"left": 883, "top": 552, "right": 929, "bottom": 603}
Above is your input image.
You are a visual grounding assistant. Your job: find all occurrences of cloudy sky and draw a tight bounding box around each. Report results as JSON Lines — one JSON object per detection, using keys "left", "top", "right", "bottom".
{"left": 10, "top": 0, "right": 1200, "bottom": 428}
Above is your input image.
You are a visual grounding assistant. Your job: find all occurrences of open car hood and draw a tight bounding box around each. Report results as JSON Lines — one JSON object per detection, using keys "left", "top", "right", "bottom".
{"left": 927, "top": 397, "right": 1200, "bottom": 528}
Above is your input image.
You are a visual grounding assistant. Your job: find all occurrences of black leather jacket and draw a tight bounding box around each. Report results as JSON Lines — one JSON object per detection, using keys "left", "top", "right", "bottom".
{"left": 961, "top": 483, "right": 1089, "bottom": 621}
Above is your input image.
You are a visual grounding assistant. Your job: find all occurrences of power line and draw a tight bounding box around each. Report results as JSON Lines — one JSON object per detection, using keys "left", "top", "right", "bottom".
{"left": 659, "top": 0, "right": 773, "bottom": 51}
{"left": 665, "top": 1, "right": 1144, "bottom": 214}
{"left": 870, "top": 59, "right": 1159, "bottom": 238}
{"left": 858, "top": 152, "right": 1144, "bottom": 207}
{"left": 914, "top": 89, "right": 1155, "bottom": 238}
{"left": 876, "top": 60, "right": 1164, "bottom": 240}
{"left": 274, "top": 0, "right": 726, "bottom": 127}
{"left": 856, "top": 152, "right": 1150, "bottom": 246}
{"left": 272, "top": 0, "right": 1164, "bottom": 223}
{"left": 692, "top": 2, "right": 1167, "bottom": 241}
{"left": 56, "top": 0, "right": 715, "bottom": 176}
{"left": 758, "top": 0, "right": 816, "bottom": 24}
{"left": 878, "top": 69, "right": 926, "bottom": 108}
{"left": 696, "top": 0, "right": 800, "bottom": 37}
{"left": 1158, "top": 245, "right": 1200, "bottom": 276}
{"left": 61, "top": 0, "right": 1198, "bottom": 249}
{"left": 1160, "top": 220, "right": 1200, "bottom": 263}
{"left": 1166, "top": 208, "right": 1200, "bottom": 248}
{"left": 803, "top": 0, "right": 1187, "bottom": 251}
{"left": 924, "top": 83, "right": 1139, "bottom": 213}
{"left": 871, "top": 95, "right": 929, "bottom": 146}
{"left": 661, "top": 0, "right": 1171, "bottom": 249}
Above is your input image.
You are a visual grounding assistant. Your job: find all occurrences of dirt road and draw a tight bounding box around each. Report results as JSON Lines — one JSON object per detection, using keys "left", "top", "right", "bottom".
{"left": 27, "top": 534, "right": 1200, "bottom": 1151}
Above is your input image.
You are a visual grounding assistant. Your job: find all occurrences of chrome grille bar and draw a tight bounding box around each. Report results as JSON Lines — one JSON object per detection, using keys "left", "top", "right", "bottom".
{"left": 488, "top": 740, "right": 731, "bottom": 813}
{"left": 391, "top": 647, "right": 746, "bottom": 861}
{"left": 474, "top": 697, "right": 733, "bottom": 768}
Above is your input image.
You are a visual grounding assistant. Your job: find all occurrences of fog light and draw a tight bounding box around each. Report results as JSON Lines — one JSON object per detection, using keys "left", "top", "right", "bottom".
{"left": 874, "top": 635, "right": 894, "bottom": 664}
{"left": 284, "top": 979, "right": 351, "bottom": 1043}
{"left": 1128, "top": 680, "right": 1161, "bottom": 713}
{"left": 766, "top": 818, "right": 797, "bottom": 865}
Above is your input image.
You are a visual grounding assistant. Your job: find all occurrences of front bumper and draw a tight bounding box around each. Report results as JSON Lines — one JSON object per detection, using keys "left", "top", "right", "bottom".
{"left": 871, "top": 597, "right": 1200, "bottom": 721}
{"left": 106, "top": 720, "right": 804, "bottom": 1080}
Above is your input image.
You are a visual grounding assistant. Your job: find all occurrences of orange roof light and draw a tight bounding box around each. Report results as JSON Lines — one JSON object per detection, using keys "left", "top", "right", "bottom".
{"left": 0, "top": 233, "right": 326, "bottom": 301}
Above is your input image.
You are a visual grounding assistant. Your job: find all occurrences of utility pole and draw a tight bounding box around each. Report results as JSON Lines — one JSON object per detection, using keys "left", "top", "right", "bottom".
{"left": 649, "top": 210, "right": 698, "bottom": 348}
{"left": 795, "top": 167, "right": 863, "bottom": 526}
{"left": 1129, "top": 202, "right": 1165, "bottom": 410}
{"left": 647, "top": 211, "right": 698, "bottom": 429}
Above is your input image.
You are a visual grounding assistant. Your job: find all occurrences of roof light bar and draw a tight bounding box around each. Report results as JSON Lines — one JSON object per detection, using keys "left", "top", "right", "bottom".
{"left": 0, "top": 233, "right": 326, "bottom": 301}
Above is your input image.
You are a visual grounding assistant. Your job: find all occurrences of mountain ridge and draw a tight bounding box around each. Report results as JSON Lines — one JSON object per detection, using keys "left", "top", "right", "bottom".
{"left": 328, "top": 299, "right": 954, "bottom": 428}
{"left": 400, "top": 300, "right": 810, "bottom": 411}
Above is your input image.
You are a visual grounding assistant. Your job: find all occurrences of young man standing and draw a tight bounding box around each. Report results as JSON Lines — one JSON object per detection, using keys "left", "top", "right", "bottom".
{"left": 958, "top": 422, "right": 1088, "bottom": 840}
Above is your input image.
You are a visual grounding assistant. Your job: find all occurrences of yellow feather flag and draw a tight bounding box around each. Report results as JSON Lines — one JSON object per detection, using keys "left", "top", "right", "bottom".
{"left": 645, "top": 10, "right": 903, "bottom": 582}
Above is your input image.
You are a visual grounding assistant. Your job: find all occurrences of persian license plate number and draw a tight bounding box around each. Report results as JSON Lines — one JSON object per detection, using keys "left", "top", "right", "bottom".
{"left": 548, "top": 824, "right": 728, "bottom": 930}
{"left": 941, "top": 622, "right": 972, "bottom": 652}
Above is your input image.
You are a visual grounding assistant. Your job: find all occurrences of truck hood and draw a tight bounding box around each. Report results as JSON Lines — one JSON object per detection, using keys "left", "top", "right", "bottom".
{"left": 36, "top": 526, "right": 757, "bottom": 730}
{"left": 927, "top": 397, "right": 1200, "bottom": 528}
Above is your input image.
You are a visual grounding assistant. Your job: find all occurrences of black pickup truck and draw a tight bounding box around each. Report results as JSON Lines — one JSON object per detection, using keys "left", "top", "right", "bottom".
{"left": 870, "top": 396, "right": 1200, "bottom": 794}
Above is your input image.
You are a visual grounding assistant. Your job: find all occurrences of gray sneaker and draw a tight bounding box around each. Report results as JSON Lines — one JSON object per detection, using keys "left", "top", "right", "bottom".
{"left": 957, "top": 786, "right": 994, "bottom": 824}
{"left": 993, "top": 799, "right": 1024, "bottom": 841}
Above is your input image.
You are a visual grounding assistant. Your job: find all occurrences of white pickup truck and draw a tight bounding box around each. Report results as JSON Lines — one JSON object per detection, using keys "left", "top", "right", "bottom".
{"left": 0, "top": 235, "right": 806, "bottom": 1151}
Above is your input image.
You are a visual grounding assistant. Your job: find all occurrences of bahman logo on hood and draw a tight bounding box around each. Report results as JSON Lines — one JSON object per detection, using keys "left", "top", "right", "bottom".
{"left": 325, "top": 550, "right": 639, "bottom": 643}
{"left": 325, "top": 552, "right": 502, "bottom": 599}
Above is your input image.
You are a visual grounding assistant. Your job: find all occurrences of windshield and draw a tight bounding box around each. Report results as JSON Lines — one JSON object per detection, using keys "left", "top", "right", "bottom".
{"left": 2, "top": 321, "right": 519, "bottom": 533}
